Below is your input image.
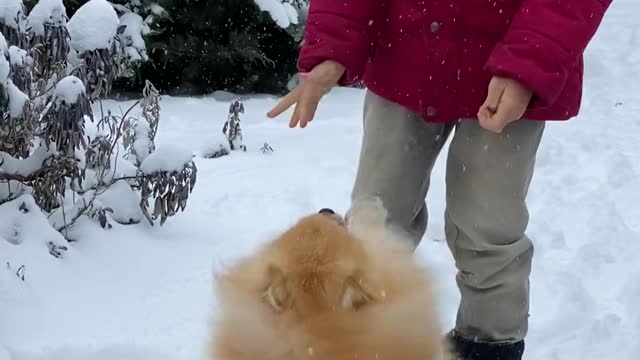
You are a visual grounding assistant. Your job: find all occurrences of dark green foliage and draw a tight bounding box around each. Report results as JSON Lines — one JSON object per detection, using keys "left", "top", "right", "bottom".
{"left": 132, "top": 0, "right": 301, "bottom": 95}
{"left": 23, "top": 0, "right": 83, "bottom": 13}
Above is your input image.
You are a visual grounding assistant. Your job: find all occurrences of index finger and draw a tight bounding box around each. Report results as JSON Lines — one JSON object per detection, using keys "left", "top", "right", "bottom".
{"left": 267, "top": 87, "right": 301, "bottom": 119}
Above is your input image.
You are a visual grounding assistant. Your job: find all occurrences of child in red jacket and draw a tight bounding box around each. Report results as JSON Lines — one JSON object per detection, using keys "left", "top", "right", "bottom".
{"left": 268, "top": 1, "right": 611, "bottom": 359}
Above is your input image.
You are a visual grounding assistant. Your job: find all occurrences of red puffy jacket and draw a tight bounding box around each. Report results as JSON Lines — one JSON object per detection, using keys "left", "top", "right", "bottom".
{"left": 297, "top": 0, "right": 612, "bottom": 123}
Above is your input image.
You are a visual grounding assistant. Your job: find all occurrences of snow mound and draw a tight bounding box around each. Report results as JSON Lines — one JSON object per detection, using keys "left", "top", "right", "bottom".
{"left": 0, "top": 0, "right": 24, "bottom": 29}
{"left": 7, "top": 81, "right": 28, "bottom": 119}
{"left": 0, "top": 194, "right": 68, "bottom": 253}
{"left": 94, "top": 180, "right": 144, "bottom": 225}
{"left": 26, "top": 0, "right": 66, "bottom": 36}
{"left": 53, "top": 76, "right": 86, "bottom": 105}
{"left": 139, "top": 146, "right": 194, "bottom": 174}
{"left": 47, "top": 191, "right": 96, "bottom": 231}
{"left": 254, "top": 0, "right": 299, "bottom": 28}
{"left": 200, "top": 132, "right": 231, "bottom": 159}
{"left": 67, "top": 0, "right": 119, "bottom": 53}
{"left": 8, "top": 46, "right": 30, "bottom": 67}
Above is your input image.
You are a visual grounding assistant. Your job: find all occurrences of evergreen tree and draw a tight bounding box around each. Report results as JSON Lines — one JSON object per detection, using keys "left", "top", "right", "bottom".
{"left": 134, "top": 0, "right": 304, "bottom": 95}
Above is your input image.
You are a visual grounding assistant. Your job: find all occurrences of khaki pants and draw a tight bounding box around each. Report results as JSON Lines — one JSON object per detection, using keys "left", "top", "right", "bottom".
{"left": 347, "top": 91, "right": 545, "bottom": 343}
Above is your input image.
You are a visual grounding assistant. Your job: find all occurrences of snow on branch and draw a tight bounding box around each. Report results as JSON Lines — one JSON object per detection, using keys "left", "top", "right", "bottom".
{"left": 0, "top": 0, "right": 27, "bottom": 46}
{"left": 138, "top": 146, "right": 197, "bottom": 226}
{"left": 1, "top": 32, "right": 36, "bottom": 159}
{"left": 0, "top": 0, "right": 25, "bottom": 30}
{"left": 254, "top": 0, "right": 301, "bottom": 29}
{"left": 26, "top": 0, "right": 70, "bottom": 91}
{"left": 67, "top": 0, "right": 123, "bottom": 100}
{"left": 40, "top": 75, "right": 92, "bottom": 158}
{"left": 26, "top": 0, "right": 67, "bottom": 36}
{"left": 67, "top": 0, "right": 120, "bottom": 54}
{"left": 117, "top": 11, "right": 150, "bottom": 62}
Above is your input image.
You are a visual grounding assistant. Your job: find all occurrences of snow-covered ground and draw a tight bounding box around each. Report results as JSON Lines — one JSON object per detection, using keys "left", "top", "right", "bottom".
{"left": 1, "top": 0, "right": 639, "bottom": 359}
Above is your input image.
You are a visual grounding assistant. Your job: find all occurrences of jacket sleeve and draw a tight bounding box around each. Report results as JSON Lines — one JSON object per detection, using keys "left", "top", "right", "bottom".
{"left": 297, "top": 0, "right": 389, "bottom": 86}
{"left": 484, "top": 0, "right": 612, "bottom": 106}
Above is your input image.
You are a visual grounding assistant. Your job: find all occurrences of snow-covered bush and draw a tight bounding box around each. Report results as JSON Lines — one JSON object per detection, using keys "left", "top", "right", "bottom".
{"left": 1, "top": 0, "right": 198, "bottom": 257}
{"left": 0, "top": 32, "right": 35, "bottom": 159}
{"left": 8, "top": 44, "right": 33, "bottom": 92}
{"left": 202, "top": 140, "right": 230, "bottom": 160}
{"left": 120, "top": 80, "right": 159, "bottom": 164}
{"left": 138, "top": 145, "right": 197, "bottom": 226}
{"left": 253, "top": 0, "right": 302, "bottom": 29}
{"left": 118, "top": 12, "right": 150, "bottom": 63}
{"left": 222, "top": 99, "right": 247, "bottom": 152}
{"left": 261, "top": 142, "right": 274, "bottom": 154}
{"left": 26, "top": 0, "right": 71, "bottom": 95}
{"left": 101, "top": 0, "right": 160, "bottom": 78}
{"left": 66, "top": 0, "right": 121, "bottom": 100}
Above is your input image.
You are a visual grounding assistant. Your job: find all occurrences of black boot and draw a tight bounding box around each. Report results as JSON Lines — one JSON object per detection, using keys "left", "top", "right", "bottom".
{"left": 446, "top": 330, "right": 525, "bottom": 360}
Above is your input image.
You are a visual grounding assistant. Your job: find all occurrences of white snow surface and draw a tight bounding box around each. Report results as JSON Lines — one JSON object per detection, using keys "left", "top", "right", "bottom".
{"left": 0, "top": 0, "right": 23, "bottom": 29}
{"left": 53, "top": 76, "right": 85, "bottom": 105}
{"left": 1, "top": 1, "right": 639, "bottom": 359}
{"left": 67, "top": 0, "right": 119, "bottom": 53}
{"left": 254, "top": 0, "right": 299, "bottom": 28}
{"left": 0, "top": 345, "right": 9, "bottom": 360}
{"left": 26, "top": 0, "right": 66, "bottom": 36}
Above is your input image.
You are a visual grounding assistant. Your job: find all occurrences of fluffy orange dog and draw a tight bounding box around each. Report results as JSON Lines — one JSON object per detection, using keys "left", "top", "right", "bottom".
{"left": 210, "top": 203, "right": 449, "bottom": 360}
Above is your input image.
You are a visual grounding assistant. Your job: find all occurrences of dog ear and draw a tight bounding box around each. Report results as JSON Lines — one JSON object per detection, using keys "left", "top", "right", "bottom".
{"left": 341, "top": 271, "right": 377, "bottom": 310}
{"left": 263, "top": 265, "right": 291, "bottom": 312}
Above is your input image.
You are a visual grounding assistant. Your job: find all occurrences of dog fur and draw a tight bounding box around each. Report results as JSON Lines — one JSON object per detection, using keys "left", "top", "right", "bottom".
{"left": 210, "top": 203, "right": 449, "bottom": 360}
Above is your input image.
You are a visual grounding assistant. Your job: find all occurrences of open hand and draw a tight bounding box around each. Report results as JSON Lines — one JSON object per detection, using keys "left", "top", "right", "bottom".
{"left": 267, "top": 60, "right": 345, "bottom": 128}
{"left": 478, "top": 76, "right": 533, "bottom": 133}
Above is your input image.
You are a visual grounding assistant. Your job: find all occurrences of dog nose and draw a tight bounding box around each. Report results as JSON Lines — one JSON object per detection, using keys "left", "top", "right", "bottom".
{"left": 318, "top": 208, "right": 335, "bottom": 215}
